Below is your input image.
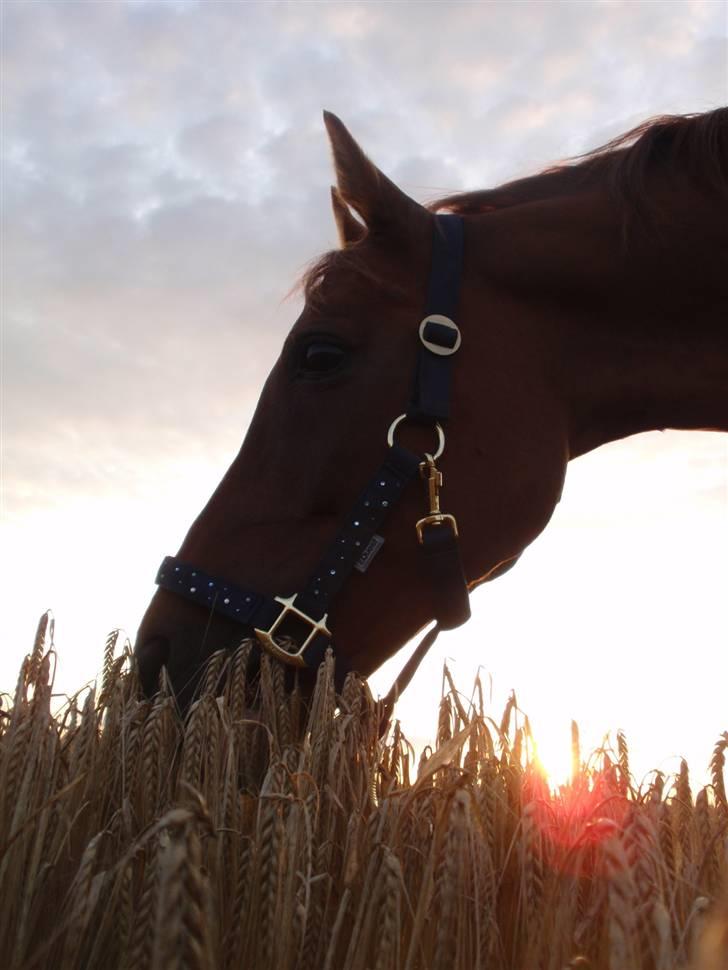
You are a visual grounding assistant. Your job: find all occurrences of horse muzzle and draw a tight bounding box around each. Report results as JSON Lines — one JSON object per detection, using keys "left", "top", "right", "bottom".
{"left": 134, "top": 587, "right": 255, "bottom": 707}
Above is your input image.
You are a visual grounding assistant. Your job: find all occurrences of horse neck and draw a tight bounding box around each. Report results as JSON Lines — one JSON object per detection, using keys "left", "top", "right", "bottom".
{"left": 469, "top": 181, "right": 728, "bottom": 459}
{"left": 564, "top": 311, "right": 728, "bottom": 457}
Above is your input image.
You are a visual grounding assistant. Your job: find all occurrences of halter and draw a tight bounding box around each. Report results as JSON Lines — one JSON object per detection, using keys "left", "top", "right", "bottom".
{"left": 155, "top": 214, "right": 471, "bottom": 722}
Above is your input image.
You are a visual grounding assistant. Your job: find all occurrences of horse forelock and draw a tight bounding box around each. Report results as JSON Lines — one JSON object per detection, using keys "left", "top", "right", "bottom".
{"left": 297, "top": 238, "right": 413, "bottom": 309}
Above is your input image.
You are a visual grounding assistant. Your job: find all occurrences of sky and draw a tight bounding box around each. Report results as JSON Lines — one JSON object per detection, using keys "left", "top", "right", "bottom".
{"left": 2, "top": 0, "right": 726, "bottom": 787}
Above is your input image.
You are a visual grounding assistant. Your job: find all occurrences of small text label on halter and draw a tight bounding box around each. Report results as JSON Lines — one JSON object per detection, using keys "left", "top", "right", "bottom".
{"left": 354, "top": 534, "right": 385, "bottom": 573}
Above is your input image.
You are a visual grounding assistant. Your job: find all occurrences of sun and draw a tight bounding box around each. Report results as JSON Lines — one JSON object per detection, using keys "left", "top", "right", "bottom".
{"left": 530, "top": 721, "right": 579, "bottom": 790}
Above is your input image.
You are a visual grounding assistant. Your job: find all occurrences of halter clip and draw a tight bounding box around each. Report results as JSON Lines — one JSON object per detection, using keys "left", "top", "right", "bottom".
{"left": 415, "top": 454, "right": 459, "bottom": 544}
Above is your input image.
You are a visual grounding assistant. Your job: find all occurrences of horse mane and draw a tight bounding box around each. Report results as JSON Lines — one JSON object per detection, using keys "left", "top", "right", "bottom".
{"left": 431, "top": 107, "right": 728, "bottom": 217}
{"left": 301, "top": 108, "right": 727, "bottom": 300}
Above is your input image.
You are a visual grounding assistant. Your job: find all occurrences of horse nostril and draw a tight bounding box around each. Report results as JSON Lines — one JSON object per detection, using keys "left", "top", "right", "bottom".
{"left": 136, "top": 636, "right": 171, "bottom": 696}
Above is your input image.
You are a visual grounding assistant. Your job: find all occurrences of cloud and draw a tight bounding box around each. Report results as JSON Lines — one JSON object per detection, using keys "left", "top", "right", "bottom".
{"left": 2, "top": 0, "right": 725, "bottom": 512}
{"left": 1, "top": 2, "right": 726, "bottom": 778}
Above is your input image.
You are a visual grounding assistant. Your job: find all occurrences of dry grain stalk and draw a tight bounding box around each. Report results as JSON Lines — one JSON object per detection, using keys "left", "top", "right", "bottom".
{"left": 0, "top": 614, "right": 726, "bottom": 970}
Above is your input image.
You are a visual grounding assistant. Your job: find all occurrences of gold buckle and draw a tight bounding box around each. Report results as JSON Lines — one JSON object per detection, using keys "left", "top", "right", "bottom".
{"left": 254, "top": 594, "right": 331, "bottom": 668}
{"left": 416, "top": 513, "right": 459, "bottom": 544}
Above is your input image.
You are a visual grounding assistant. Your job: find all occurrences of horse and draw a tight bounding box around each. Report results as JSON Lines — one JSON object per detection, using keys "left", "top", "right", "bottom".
{"left": 135, "top": 108, "right": 728, "bottom": 710}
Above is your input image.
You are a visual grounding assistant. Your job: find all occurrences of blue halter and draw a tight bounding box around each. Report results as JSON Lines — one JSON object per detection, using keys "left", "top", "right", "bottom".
{"left": 154, "top": 215, "right": 471, "bottom": 706}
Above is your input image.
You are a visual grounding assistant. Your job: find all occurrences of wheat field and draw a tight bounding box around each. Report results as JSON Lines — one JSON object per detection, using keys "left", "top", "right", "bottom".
{"left": 1, "top": 613, "right": 726, "bottom": 970}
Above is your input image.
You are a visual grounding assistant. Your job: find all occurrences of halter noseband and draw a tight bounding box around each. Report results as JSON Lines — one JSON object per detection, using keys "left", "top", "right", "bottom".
{"left": 155, "top": 215, "right": 471, "bottom": 715}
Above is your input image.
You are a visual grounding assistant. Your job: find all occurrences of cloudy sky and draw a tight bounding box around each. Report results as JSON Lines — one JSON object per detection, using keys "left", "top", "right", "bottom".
{"left": 2, "top": 0, "right": 726, "bottom": 784}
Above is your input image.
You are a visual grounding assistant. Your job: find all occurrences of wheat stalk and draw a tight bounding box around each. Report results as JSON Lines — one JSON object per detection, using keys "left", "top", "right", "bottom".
{"left": 1, "top": 619, "right": 726, "bottom": 970}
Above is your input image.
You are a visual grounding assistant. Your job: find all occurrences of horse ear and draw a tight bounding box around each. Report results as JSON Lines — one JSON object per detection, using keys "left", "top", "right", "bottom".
{"left": 323, "top": 110, "right": 423, "bottom": 233}
{"left": 330, "top": 186, "right": 366, "bottom": 247}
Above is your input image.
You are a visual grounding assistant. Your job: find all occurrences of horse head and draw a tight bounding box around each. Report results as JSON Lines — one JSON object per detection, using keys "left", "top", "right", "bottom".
{"left": 135, "top": 113, "right": 571, "bottom": 705}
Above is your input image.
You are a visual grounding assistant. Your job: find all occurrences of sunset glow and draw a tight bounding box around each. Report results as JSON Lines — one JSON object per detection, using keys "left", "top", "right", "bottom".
{"left": 2, "top": 1, "right": 726, "bottom": 792}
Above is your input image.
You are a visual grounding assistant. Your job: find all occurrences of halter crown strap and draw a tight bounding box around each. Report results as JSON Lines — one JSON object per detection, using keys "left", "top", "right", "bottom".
{"left": 408, "top": 214, "right": 464, "bottom": 422}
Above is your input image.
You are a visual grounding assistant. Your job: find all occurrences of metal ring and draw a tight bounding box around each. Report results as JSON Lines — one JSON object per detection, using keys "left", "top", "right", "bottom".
{"left": 419, "top": 314, "right": 462, "bottom": 356}
{"left": 386, "top": 414, "right": 445, "bottom": 460}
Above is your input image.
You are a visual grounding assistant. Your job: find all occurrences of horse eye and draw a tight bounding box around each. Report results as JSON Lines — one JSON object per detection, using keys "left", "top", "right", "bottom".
{"left": 299, "top": 341, "right": 346, "bottom": 375}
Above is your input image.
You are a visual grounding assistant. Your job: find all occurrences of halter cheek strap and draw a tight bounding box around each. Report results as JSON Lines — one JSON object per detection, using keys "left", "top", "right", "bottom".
{"left": 154, "top": 214, "right": 471, "bottom": 719}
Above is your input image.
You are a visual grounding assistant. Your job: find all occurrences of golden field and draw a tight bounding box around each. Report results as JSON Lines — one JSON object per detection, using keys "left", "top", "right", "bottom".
{"left": 1, "top": 613, "right": 726, "bottom": 969}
